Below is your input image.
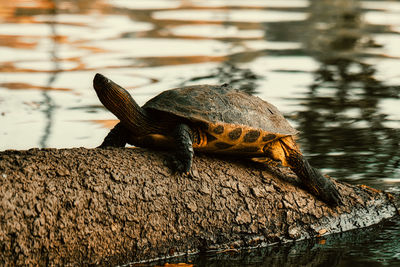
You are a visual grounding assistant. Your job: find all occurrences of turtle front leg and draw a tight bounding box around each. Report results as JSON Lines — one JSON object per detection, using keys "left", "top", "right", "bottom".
{"left": 172, "top": 124, "right": 194, "bottom": 174}
{"left": 99, "top": 122, "right": 128, "bottom": 147}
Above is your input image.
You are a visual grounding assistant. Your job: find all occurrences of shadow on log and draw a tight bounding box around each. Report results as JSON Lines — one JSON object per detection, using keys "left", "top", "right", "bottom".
{"left": 0, "top": 147, "right": 398, "bottom": 265}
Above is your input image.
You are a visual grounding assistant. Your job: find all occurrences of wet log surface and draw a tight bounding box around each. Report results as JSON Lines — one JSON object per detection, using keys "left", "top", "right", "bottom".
{"left": 0, "top": 147, "right": 398, "bottom": 265}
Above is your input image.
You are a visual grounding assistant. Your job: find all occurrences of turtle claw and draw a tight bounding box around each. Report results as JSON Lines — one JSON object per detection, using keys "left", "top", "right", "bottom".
{"left": 170, "top": 155, "right": 192, "bottom": 175}
{"left": 320, "top": 181, "right": 343, "bottom": 207}
{"left": 305, "top": 172, "right": 344, "bottom": 207}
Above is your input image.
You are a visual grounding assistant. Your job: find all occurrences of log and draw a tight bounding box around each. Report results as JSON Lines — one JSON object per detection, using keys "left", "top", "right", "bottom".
{"left": 0, "top": 147, "right": 398, "bottom": 265}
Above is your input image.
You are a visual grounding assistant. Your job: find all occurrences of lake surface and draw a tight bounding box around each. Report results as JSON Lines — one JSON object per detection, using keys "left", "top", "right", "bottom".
{"left": 0, "top": 0, "right": 399, "bottom": 266}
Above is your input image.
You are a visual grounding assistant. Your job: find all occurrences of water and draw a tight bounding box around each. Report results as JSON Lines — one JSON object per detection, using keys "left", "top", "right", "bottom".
{"left": 155, "top": 218, "right": 400, "bottom": 267}
{"left": 0, "top": 0, "right": 399, "bottom": 265}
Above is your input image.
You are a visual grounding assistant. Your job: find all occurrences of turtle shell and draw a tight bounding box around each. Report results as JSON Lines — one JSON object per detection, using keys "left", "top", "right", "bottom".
{"left": 142, "top": 84, "right": 297, "bottom": 137}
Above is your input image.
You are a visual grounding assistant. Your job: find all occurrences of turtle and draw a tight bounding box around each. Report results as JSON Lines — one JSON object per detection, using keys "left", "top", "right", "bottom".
{"left": 93, "top": 73, "right": 342, "bottom": 206}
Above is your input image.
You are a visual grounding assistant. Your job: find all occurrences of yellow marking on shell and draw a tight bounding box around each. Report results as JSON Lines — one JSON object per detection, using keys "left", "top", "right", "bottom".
{"left": 194, "top": 122, "right": 288, "bottom": 156}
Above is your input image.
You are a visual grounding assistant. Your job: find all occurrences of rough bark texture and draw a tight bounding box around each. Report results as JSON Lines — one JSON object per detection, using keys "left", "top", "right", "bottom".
{"left": 0, "top": 147, "right": 398, "bottom": 266}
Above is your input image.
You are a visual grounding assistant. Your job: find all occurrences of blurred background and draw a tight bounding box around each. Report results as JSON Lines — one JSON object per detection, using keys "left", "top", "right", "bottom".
{"left": 0, "top": 0, "right": 399, "bottom": 265}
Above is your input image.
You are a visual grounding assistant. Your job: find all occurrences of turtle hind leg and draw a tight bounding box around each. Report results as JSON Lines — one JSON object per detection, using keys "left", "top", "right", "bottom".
{"left": 264, "top": 137, "right": 343, "bottom": 206}
{"left": 287, "top": 150, "right": 343, "bottom": 206}
{"left": 278, "top": 138, "right": 343, "bottom": 206}
{"left": 171, "top": 124, "right": 194, "bottom": 174}
{"left": 99, "top": 122, "right": 128, "bottom": 148}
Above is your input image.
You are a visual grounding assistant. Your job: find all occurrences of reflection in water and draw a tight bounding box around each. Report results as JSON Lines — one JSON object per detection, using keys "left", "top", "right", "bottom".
{"left": 149, "top": 218, "right": 400, "bottom": 267}
{"left": 298, "top": 0, "right": 400, "bottom": 180}
{"left": 180, "top": 17, "right": 263, "bottom": 94}
{"left": 40, "top": 0, "right": 58, "bottom": 148}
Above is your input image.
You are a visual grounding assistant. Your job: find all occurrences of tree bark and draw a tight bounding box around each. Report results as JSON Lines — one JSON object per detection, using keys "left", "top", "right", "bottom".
{"left": 0, "top": 147, "right": 398, "bottom": 265}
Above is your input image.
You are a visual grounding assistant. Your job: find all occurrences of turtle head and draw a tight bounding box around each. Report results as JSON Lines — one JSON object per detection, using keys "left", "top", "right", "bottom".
{"left": 93, "top": 73, "right": 138, "bottom": 123}
{"left": 93, "top": 73, "right": 131, "bottom": 106}
{"left": 93, "top": 73, "right": 158, "bottom": 136}
{"left": 93, "top": 73, "right": 111, "bottom": 89}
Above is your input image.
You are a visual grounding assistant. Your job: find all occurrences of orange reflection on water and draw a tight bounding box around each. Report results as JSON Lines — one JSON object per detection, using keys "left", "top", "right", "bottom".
{"left": 0, "top": 35, "right": 37, "bottom": 49}
{"left": 0, "top": 0, "right": 55, "bottom": 21}
{"left": 0, "top": 82, "right": 71, "bottom": 91}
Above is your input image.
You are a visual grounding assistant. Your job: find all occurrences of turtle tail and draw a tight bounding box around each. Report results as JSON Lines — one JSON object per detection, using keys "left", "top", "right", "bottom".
{"left": 93, "top": 73, "right": 161, "bottom": 136}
